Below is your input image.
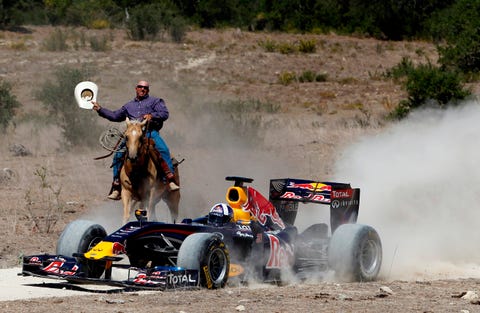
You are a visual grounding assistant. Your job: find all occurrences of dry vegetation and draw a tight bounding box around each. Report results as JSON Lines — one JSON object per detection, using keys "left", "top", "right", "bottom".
{"left": 4, "top": 26, "right": 477, "bottom": 312}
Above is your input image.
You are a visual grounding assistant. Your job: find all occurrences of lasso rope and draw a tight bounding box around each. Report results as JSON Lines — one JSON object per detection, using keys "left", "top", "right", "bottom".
{"left": 99, "top": 127, "right": 125, "bottom": 152}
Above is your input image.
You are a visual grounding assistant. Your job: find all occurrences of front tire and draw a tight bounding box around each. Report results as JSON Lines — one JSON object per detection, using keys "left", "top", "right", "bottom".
{"left": 177, "top": 233, "right": 230, "bottom": 289}
{"left": 328, "top": 224, "right": 382, "bottom": 282}
{"left": 56, "top": 219, "right": 107, "bottom": 278}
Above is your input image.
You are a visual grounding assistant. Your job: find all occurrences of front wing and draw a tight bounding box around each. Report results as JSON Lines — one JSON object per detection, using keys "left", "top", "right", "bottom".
{"left": 21, "top": 254, "right": 199, "bottom": 291}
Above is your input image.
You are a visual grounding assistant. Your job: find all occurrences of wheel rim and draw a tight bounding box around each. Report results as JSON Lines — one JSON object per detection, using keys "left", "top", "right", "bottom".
{"left": 360, "top": 239, "right": 380, "bottom": 275}
{"left": 208, "top": 248, "right": 228, "bottom": 284}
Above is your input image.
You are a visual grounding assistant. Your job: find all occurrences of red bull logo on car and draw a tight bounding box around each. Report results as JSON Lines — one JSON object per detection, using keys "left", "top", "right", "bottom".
{"left": 265, "top": 233, "right": 294, "bottom": 269}
{"left": 243, "top": 187, "right": 285, "bottom": 229}
{"left": 280, "top": 191, "right": 329, "bottom": 203}
{"left": 287, "top": 181, "right": 331, "bottom": 191}
{"left": 279, "top": 181, "right": 333, "bottom": 204}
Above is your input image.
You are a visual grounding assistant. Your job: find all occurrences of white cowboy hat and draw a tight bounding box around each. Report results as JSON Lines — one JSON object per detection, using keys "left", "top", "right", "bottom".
{"left": 74, "top": 81, "right": 98, "bottom": 109}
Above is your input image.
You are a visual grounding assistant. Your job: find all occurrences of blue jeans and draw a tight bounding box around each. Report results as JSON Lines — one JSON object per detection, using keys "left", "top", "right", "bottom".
{"left": 112, "top": 130, "right": 173, "bottom": 181}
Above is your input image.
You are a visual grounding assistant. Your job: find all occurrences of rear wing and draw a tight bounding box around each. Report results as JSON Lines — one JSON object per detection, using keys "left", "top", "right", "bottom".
{"left": 269, "top": 178, "right": 360, "bottom": 232}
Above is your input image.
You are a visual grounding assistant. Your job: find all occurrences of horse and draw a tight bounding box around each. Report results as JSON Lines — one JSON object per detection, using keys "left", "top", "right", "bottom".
{"left": 120, "top": 118, "right": 180, "bottom": 224}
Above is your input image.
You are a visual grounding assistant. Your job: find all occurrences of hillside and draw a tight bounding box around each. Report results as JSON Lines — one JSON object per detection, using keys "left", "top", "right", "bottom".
{"left": 4, "top": 26, "right": 477, "bottom": 312}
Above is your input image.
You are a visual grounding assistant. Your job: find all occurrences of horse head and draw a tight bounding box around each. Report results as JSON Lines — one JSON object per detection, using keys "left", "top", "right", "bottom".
{"left": 124, "top": 117, "right": 148, "bottom": 161}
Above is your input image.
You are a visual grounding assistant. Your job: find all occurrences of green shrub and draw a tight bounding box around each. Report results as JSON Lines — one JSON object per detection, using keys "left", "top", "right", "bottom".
{"left": 388, "top": 100, "right": 411, "bottom": 120}
{"left": 278, "top": 71, "right": 297, "bottom": 85}
{"left": 298, "top": 39, "right": 316, "bottom": 53}
{"left": 89, "top": 35, "right": 110, "bottom": 51}
{"left": 315, "top": 72, "right": 328, "bottom": 82}
{"left": 0, "top": 80, "right": 21, "bottom": 130}
{"left": 277, "top": 42, "right": 296, "bottom": 54}
{"left": 258, "top": 39, "right": 277, "bottom": 52}
{"left": 170, "top": 16, "right": 188, "bottom": 43}
{"left": 428, "top": 0, "right": 480, "bottom": 74}
{"left": 42, "top": 28, "right": 69, "bottom": 51}
{"left": 35, "top": 65, "right": 101, "bottom": 147}
{"left": 406, "top": 63, "right": 470, "bottom": 108}
{"left": 298, "top": 70, "right": 316, "bottom": 82}
{"left": 127, "top": 1, "right": 186, "bottom": 42}
{"left": 384, "top": 56, "right": 415, "bottom": 80}
{"left": 389, "top": 63, "right": 471, "bottom": 119}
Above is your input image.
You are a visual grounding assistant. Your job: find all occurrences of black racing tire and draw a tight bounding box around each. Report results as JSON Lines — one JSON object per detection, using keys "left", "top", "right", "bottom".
{"left": 56, "top": 219, "right": 107, "bottom": 278}
{"left": 177, "top": 233, "right": 230, "bottom": 289}
{"left": 328, "top": 223, "right": 382, "bottom": 282}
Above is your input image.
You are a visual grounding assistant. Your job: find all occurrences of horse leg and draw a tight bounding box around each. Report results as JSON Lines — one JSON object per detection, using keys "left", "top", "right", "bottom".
{"left": 121, "top": 190, "right": 132, "bottom": 224}
{"left": 163, "top": 189, "right": 180, "bottom": 222}
{"left": 146, "top": 199, "right": 157, "bottom": 222}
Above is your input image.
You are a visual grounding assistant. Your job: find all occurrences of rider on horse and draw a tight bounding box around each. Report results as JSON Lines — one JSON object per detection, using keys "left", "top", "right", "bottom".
{"left": 92, "top": 80, "right": 179, "bottom": 200}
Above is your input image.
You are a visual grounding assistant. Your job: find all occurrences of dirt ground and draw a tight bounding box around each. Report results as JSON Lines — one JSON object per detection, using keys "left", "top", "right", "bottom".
{"left": 1, "top": 26, "right": 480, "bottom": 312}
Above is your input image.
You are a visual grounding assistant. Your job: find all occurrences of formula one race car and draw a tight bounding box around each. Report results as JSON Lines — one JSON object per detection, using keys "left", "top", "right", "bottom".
{"left": 21, "top": 176, "right": 382, "bottom": 290}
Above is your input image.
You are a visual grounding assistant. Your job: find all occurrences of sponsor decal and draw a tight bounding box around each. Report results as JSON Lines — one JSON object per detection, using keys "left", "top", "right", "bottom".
{"left": 28, "top": 256, "right": 42, "bottom": 265}
{"left": 228, "top": 264, "right": 245, "bottom": 277}
{"left": 133, "top": 270, "right": 197, "bottom": 287}
{"left": 203, "top": 265, "right": 213, "bottom": 289}
{"left": 332, "top": 199, "right": 359, "bottom": 209}
{"left": 236, "top": 224, "right": 251, "bottom": 231}
{"left": 332, "top": 189, "right": 353, "bottom": 199}
{"left": 244, "top": 187, "right": 285, "bottom": 229}
{"left": 133, "top": 273, "right": 165, "bottom": 286}
{"left": 210, "top": 204, "right": 224, "bottom": 214}
{"left": 235, "top": 230, "right": 254, "bottom": 239}
{"left": 265, "top": 234, "right": 294, "bottom": 269}
{"left": 166, "top": 272, "right": 197, "bottom": 285}
{"left": 43, "top": 260, "right": 78, "bottom": 276}
{"left": 280, "top": 191, "right": 329, "bottom": 203}
{"left": 287, "top": 182, "right": 331, "bottom": 192}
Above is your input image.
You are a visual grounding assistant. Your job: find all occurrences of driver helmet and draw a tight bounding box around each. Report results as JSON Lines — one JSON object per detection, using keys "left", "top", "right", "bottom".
{"left": 208, "top": 203, "right": 233, "bottom": 226}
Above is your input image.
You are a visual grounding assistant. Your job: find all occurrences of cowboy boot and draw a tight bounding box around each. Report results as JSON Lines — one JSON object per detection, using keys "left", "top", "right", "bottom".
{"left": 160, "top": 158, "right": 180, "bottom": 191}
{"left": 149, "top": 147, "right": 180, "bottom": 191}
{"left": 107, "top": 178, "right": 121, "bottom": 200}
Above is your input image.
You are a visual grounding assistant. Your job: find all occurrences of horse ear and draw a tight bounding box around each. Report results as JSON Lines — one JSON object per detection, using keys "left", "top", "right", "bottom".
{"left": 126, "top": 117, "right": 131, "bottom": 124}
{"left": 140, "top": 119, "right": 148, "bottom": 126}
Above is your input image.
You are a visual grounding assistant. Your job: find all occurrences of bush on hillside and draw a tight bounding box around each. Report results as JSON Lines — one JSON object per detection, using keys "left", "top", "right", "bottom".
{"left": 126, "top": 1, "right": 187, "bottom": 42}
{"left": 388, "top": 62, "right": 471, "bottom": 119}
{"left": 0, "top": 80, "right": 21, "bottom": 131}
{"left": 35, "top": 65, "right": 101, "bottom": 147}
{"left": 428, "top": 0, "right": 480, "bottom": 74}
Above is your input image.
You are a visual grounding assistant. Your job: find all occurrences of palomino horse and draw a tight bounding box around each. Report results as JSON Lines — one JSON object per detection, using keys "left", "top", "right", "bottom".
{"left": 120, "top": 118, "right": 180, "bottom": 224}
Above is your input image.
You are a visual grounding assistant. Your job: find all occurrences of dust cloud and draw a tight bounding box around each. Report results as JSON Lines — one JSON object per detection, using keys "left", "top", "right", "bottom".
{"left": 333, "top": 101, "right": 480, "bottom": 280}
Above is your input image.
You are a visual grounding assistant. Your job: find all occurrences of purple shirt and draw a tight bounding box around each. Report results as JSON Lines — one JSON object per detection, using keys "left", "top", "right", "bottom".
{"left": 97, "top": 95, "right": 169, "bottom": 130}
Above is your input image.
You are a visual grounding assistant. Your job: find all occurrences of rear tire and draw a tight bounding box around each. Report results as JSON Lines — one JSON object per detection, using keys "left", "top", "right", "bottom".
{"left": 56, "top": 219, "right": 107, "bottom": 278}
{"left": 328, "top": 224, "right": 382, "bottom": 282}
{"left": 177, "top": 233, "right": 230, "bottom": 289}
